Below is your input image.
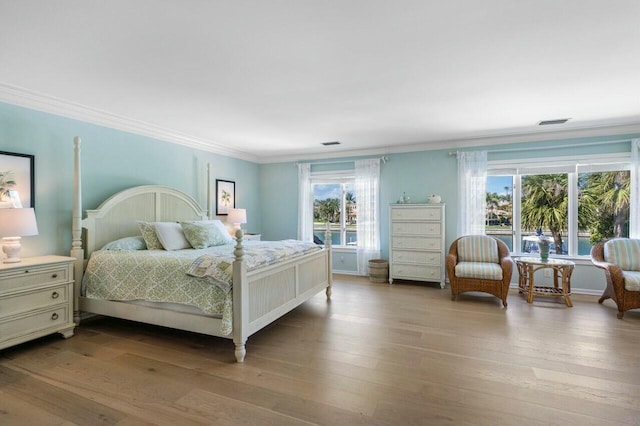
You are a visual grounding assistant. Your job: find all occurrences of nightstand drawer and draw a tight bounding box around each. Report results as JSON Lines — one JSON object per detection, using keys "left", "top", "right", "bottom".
{"left": 1, "top": 265, "right": 70, "bottom": 293}
{"left": 0, "top": 305, "right": 69, "bottom": 342}
{"left": 0, "top": 285, "right": 68, "bottom": 317}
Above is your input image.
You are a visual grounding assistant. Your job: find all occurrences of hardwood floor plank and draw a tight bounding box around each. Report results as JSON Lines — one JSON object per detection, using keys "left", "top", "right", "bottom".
{"left": 1, "top": 275, "right": 638, "bottom": 425}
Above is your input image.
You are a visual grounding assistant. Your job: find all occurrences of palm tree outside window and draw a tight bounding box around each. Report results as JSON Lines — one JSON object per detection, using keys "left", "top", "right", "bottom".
{"left": 485, "top": 153, "right": 633, "bottom": 257}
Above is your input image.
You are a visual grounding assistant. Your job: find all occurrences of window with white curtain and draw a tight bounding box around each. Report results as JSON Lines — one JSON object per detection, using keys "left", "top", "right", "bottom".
{"left": 486, "top": 152, "right": 635, "bottom": 257}
{"left": 310, "top": 171, "right": 356, "bottom": 247}
{"left": 311, "top": 172, "right": 357, "bottom": 247}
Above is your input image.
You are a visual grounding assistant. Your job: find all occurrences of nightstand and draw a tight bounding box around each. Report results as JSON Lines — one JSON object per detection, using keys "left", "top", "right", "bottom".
{"left": 0, "top": 255, "right": 76, "bottom": 350}
{"left": 243, "top": 233, "right": 261, "bottom": 241}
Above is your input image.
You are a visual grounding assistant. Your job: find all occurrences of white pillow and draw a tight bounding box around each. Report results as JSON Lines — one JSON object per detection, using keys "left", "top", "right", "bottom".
{"left": 153, "top": 222, "right": 192, "bottom": 251}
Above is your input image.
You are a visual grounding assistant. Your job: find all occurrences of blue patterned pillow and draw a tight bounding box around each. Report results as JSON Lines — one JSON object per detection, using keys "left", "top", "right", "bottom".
{"left": 101, "top": 236, "right": 147, "bottom": 251}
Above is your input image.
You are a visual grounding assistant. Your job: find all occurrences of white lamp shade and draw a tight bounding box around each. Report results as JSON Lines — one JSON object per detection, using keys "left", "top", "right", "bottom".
{"left": 0, "top": 208, "right": 39, "bottom": 237}
{"left": 227, "top": 208, "right": 247, "bottom": 226}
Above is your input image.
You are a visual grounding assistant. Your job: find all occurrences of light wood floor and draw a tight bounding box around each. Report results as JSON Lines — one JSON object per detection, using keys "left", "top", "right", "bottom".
{"left": 1, "top": 275, "right": 639, "bottom": 425}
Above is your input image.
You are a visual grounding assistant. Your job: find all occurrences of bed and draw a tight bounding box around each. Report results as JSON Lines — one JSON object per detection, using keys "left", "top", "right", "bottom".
{"left": 70, "top": 137, "right": 333, "bottom": 362}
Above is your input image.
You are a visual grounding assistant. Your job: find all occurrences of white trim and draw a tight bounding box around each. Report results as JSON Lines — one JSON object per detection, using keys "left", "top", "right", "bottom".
{"left": 488, "top": 152, "right": 631, "bottom": 170}
{"left": 260, "top": 123, "right": 640, "bottom": 164}
{"left": 3, "top": 82, "right": 639, "bottom": 165}
{"left": 0, "top": 82, "right": 258, "bottom": 163}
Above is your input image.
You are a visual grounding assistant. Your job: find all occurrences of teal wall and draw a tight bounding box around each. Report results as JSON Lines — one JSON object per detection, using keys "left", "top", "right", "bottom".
{"left": 260, "top": 134, "right": 640, "bottom": 292}
{"left": 0, "top": 102, "right": 261, "bottom": 258}
{"left": 2, "top": 100, "right": 638, "bottom": 293}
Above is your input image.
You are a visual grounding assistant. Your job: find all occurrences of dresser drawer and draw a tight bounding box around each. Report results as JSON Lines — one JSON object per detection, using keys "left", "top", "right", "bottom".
{"left": 392, "top": 264, "right": 441, "bottom": 281}
{"left": 0, "top": 285, "right": 68, "bottom": 317}
{"left": 391, "top": 207, "right": 441, "bottom": 221}
{"left": 1, "top": 265, "right": 70, "bottom": 293}
{"left": 392, "top": 250, "right": 441, "bottom": 265}
{"left": 392, "top": 236, "right": 441, "bottom": 250}
{"left": 392, "top": 222, "right": 441, "bottom": 236}
{"left": 0, "top": 305, "right": 69, "bottom": 343}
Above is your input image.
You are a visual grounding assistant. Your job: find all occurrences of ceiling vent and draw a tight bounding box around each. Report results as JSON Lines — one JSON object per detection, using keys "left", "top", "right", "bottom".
{"left": 538, "top": 118, "right": 570, "bottom": 125}
{"left": 321, "top": 141, "right": 341, "bottom": 146}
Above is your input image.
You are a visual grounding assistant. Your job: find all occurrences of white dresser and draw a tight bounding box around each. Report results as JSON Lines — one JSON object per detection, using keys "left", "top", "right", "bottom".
{"left": 0, "top": 255, "right": 75, "bottom": 350}
{"left": 389, "top": 204, "right": 445, "bottom": 288}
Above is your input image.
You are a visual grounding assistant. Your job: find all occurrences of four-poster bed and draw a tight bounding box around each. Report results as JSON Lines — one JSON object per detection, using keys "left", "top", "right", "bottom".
{"left": 70, "top": 137, "right": 332, "bottom": 362}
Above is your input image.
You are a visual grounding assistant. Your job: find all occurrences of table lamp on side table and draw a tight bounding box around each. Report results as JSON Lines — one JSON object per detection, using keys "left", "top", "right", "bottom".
{"left": 0, "top": 208, "right": 39, "bottom": 263}
{"left": 227, "top": 208, "right": 247, "bottom": 231}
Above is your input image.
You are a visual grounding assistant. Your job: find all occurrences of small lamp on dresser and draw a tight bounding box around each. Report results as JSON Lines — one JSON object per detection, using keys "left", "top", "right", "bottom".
{"left": 0, "top": 207, "right": 39, "bottom": 263}
{"left": 228, "top": 208, "right": 247, "bottom": 230}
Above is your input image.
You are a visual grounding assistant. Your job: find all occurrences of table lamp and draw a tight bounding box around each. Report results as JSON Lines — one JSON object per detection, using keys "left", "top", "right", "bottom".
{"left": 227, "top": 208, "right": 247, "bottom": 230}
{"left": 0, "top": 208, "right": 39, "bottom": 263}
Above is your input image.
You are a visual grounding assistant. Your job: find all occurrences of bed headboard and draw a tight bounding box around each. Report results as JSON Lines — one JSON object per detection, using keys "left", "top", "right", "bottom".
{"left": 82, "top": 185, "right": 208, "bottom": 256}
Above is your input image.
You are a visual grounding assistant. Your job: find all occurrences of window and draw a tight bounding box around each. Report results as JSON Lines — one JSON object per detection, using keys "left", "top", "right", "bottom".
{"left": 486, "top": 154, "right": 632, "bottom": 257}
{"left": 312, "top": 177, "right": 356, "bottom": 247}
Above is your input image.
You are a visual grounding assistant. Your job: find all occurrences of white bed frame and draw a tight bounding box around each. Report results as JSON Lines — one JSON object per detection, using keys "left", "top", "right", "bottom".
{"left": 70, "top": 137, "right": 332, "bottom": 362}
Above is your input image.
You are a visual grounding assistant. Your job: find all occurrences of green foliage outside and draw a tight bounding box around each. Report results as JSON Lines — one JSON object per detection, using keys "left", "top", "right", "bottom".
{"left": 520, "top": 171, "right": 629, "bottom": 253}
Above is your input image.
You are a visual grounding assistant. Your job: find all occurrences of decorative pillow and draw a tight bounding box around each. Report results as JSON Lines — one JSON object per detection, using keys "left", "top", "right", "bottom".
{"left": 457, "top": 235, "right": 500, "bottom": 263}
{"left": 181, "top": 220, "right": 234, "bottom": 249}
{"left": 101, "top": 236, "right": 147, "bottom": 251}
{"left": 154, "top": 221, "right": 192, "bottom": 251}
{"left": 137, "top": 221, "right": 163, "bottom": 250}
{"left": 604, "top": 238, "right": 640, "bottom": 271}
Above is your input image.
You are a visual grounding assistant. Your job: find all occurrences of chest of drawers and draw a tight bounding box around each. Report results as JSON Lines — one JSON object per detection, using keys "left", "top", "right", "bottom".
{"left": 0, "top": 256, "right": 75, "bottom": 350}
{"left": 389, "top": 204, "right": 446, "bottom": 287}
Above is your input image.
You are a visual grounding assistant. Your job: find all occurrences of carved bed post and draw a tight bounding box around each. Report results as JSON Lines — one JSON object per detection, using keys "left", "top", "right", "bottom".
{"left": 232, "top": 229, "right": 248, "bottom": 362}
{"left": 71, "top": 137, "right": 85, "bottom": 324}
{"left": 325, "top": 223, "right": 332, "bottom": 299}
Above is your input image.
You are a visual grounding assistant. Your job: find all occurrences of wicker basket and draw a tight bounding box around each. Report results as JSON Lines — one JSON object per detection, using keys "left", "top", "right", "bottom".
{"left": 368, "top": 259, "right": 389, "bottom": 283}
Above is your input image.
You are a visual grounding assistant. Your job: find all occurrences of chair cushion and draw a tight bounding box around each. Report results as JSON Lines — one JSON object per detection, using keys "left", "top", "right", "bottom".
{"left": 455, "top": 261, "right": 503, "bottom": 280}
{"left": 604, "top": 239, "right": 640, "bottom": 271}
{"left": 623, "top": 271, "right": 640, "bottom": 291}
{"left": 457, "top": 235, "right": 499, "bottom": 263}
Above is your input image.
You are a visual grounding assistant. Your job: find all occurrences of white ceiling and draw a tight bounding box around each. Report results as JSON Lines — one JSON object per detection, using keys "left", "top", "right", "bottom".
{"left": 1, "top": 1, "right": 639, "bottom": 163}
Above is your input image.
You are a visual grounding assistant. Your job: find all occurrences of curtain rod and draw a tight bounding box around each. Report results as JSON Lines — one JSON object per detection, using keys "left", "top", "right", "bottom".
{"left": 448, "top": 138, "right": 632, "bottom": 157}
{"left": 298, "top": 156, "right": 389, "bottom": 166}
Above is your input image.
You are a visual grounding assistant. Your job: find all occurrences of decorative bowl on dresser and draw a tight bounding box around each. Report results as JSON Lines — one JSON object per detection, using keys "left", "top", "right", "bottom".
{"left": 389, "top": 204, "right": 446, "bottom": 288}
{"left": 0, "top": 255, "right": 75, "bottom": 350}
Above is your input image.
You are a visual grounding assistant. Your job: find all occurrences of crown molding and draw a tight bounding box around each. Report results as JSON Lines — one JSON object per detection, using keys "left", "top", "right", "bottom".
{"left": 0, "top": 82, "right": 259, "bottom": 163}
{"left": 2, "top": 82, "right": 639, "bottom": 166}
{"left": 259, "top": 120, "right": 640, "bottom": 164}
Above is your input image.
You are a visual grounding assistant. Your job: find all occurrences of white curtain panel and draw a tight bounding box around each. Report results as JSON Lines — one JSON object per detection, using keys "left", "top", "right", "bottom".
{"left": 355, "top": 158, "right": 381, "bottom": 275}
{"left": 457, "top": 151, "right": 488, "bottom": 236}
{"left": 631, "top": 139, "right": 639, "bottom": 238}
{"left": 297, "top": 163, "right": 314, "bottom": 241}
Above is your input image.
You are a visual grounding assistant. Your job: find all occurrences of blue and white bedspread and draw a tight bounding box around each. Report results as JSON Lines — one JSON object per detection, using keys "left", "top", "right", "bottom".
{"left": 186, "top": 239, "right": 322, "bottom": 293}
{"left": 82, "top": 240, "right": 322, "bottom": 335}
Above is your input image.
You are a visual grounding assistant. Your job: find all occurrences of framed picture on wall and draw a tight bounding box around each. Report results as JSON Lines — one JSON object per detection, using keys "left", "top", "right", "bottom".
{"left": 0, "top": 151, "right": 35, "bottom": 208}
{"left": 216, "top": 179, "right": 235, "bottom": 215}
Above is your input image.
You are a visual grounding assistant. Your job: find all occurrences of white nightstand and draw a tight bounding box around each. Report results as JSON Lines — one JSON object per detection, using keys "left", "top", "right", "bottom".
{"left": 0, "top": 255, "right": 76, "bottom": 350}
{"left": 242, "top": 233, "right": 261, "bottom": 241}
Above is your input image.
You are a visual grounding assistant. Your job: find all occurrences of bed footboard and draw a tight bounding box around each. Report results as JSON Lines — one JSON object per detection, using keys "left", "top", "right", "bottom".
{"left": 231, "top": 229, "right": 331, "bottom": 362}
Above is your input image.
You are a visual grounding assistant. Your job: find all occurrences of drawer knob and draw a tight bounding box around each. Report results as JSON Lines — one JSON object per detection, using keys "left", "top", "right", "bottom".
{"left": 52, "top": 291, "right": 59, "bottom": 299}
{"left": 51, "top": 313, "right": 59, "bottom": 321}
{"left": 24, "top": 270, "right": 30, "bottom": 274}
{"left": 52, "top": 273, "right": 58, "bottom": 278}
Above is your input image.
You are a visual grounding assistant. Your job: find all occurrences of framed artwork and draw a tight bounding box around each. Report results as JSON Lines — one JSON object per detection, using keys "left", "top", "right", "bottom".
{"left": 216, "top": 179, "right": 235, "bottom": 215}
{"left": 0, "top": 151, "right": 35, "bottom": 208}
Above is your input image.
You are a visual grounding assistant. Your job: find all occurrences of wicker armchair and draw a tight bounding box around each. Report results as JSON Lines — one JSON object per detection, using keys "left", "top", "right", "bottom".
{"left": 446, "top": 235, "right": 512, "bottom": 307}
{"left": 590, "top": 238, "right": 640, "bottom": 319}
